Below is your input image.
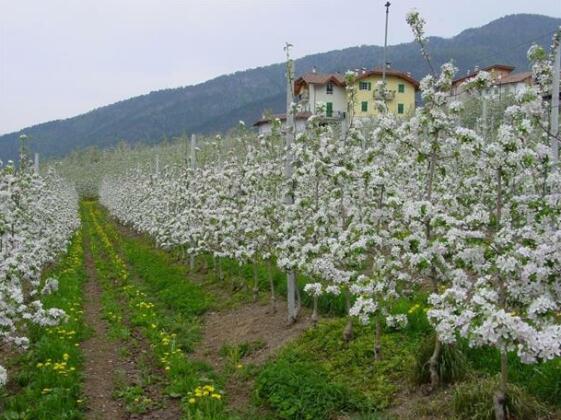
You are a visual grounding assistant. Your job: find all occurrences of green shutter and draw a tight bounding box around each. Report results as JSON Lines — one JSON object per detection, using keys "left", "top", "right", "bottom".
{"left": 398, "top": 84, "right": 405, "bottom": 93}
{"left": 368, "top": 82, "right": 372, "bottom": 91}
{"left": 398, "top": 103, "right": 404, "bottom": 114}
{"left": 361, "top": 101, "right": 368, "bottom": 112}
{"left": 326, "top": 102, "right": 333, "bottom": 117}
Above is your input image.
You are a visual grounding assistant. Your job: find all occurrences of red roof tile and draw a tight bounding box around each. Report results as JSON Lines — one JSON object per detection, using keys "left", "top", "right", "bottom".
{"left": 355, "top": 68, "right": 420, "bottom": 89}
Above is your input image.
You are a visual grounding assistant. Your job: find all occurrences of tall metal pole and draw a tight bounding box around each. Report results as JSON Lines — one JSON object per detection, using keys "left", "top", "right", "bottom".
{"left": 382, "top": 1, "right": 391, "bottom": 85}
{"left": 284, "top": 42, "right": 299, "bottom": 325}
{"left": 551, "top": 33, "right": 560, "bottom": 170}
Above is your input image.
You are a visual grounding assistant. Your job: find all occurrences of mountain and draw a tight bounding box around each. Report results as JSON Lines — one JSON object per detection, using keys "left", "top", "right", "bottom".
{"left": 1, "top": 13, "right": 559, "bottom": 162}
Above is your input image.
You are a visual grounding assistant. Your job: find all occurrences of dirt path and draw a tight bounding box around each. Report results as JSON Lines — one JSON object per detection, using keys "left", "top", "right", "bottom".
{"left": 109, "top": 209, "right": 313, "bottom": 416}
{"left": 81, "top": 236, "right": 125, "bottom": 420}
{"left": 193, "top": 299, "right": 311, "bottom": 414}
{"left": 81, "top": 207, "right": 182, "bottom": 420}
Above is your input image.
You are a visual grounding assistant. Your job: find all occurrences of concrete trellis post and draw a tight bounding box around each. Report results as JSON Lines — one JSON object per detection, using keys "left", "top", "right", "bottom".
{"left": 190, "top": 134, "right": 197, "bottom": 171}
{"left": 481, "top": 94, "right": 488, "bottom": 139}
{"left": 189, "top": 134, "right": 197, "bottom": 271}
{"left": 284, "top": 42, "right": 300, "bottom": 325}
{"left": 34, "top": 153, "right": 39, "bottom": 175}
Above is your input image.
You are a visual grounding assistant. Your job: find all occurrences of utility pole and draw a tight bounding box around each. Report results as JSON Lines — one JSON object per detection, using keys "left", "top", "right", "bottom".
{"left": 382, "top": 1, "right": 391, "bottom": 85}
{"left": 284, "top": 42, "right": 299, "bottom": 325}
{"left": 551, "top": 32, "right": 560, "bottom": 169}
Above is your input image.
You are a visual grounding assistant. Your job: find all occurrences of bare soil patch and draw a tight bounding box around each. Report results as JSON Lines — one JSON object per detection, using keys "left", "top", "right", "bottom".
{"left": 384, "top": 386, "right": 454, "bottom": 419}
{"left": 193, "top": 299, "right": 311, "bottom": 414}
{"left": 194, "top": 301, "right": 310, "bottom": 368}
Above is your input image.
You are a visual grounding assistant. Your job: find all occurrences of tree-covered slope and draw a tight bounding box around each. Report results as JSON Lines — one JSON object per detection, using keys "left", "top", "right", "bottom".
{"left": 1, "top": 13, "right": 559, "bottom": 161}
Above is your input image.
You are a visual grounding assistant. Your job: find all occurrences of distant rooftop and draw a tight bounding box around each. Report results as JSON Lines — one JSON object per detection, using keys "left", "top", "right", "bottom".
{"left": 252, "top": 112, "right": 312, "bottom": 127}
{"left": 294, "top": 67, "right": 420, "bottom": 94}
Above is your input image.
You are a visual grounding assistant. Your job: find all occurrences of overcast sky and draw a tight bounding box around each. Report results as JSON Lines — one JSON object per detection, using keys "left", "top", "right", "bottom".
{"left": 0, "top": 0, "right": 559, "bottom": 135}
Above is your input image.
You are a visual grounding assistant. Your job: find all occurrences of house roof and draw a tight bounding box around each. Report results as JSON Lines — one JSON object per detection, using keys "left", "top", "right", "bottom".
{"left": 496, "top": 71, "right": 532, "bottom": 85}
{"left": 355, "top": 68, "right": 420, "bottom": 89}
{"left": 253, "top": 112, "right": 312, "bottom": 127}
{"left": 452, "top": 64, "right": 516, "bottom": 86}
{"left": 294, "top": 73, "right": 346, "bottom": 95}
{"left": 294, "top": 68, "right": 420, "bottom": 93}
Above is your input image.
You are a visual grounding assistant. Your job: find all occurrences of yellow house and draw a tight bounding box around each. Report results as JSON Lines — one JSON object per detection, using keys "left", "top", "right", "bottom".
{"left": 353, "top": 68, "right": 419, "bottom": 117}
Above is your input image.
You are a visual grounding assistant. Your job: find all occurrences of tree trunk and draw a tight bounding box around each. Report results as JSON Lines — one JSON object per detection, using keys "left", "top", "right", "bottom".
{"left": 311, "top": 295, "right": 319, "bottom": 327}
{"left": 374, "top": 317, "right": 382, "bottom": 360}
{"left": 494, "top": 350, "right": 509, "bottom": 420}
{"left": 252, "top": 259, "right": 259, "bottom": 303}
{"left": 287, "top": 271, "right": 298, "bottom": 325}
{"left": 428, "top": 333, "right": 442, "bottom": 390}
{"left": 427, "top": 261, "right": 442, "bottom": 390}
{"left": 295, "top": 281, "right": 301, "bottom": 313}
{"left": 343, "top": 290, "right": 353, "bottom": 342}
{"left": 268, "top": 260, "right": 276, "bottom": 314}
{"left": 189, "top": 254, "right": 195, "bottom": 272}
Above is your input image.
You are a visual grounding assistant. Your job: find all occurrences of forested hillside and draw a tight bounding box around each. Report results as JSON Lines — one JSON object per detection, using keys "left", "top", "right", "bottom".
{"left": 0, "top": 13, "right": 559, "bottom": 161}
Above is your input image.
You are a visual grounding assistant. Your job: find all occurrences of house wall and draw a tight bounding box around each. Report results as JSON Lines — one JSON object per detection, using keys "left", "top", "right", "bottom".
{"left": 492, "top": 81, "right": 531, "bottom": 97}
{"left": 353, "top": 74, "right": 416, "bottom": 117}
{"left": 312, "top": 83, "right": 347, "bottom": 117}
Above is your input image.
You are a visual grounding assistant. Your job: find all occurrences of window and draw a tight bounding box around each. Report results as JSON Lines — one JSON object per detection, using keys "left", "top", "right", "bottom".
{"left": 326, "top": 82, "right": 333, "bottom": 94}
{"left": 361, "top": 101, "right": 368, "bottom": 112}
{"left": 326, "top": 102, "right": 333, "bottom": 117}
{"left": 397, "top": 103, "right": 404, "bottom": 114}
{"left": 398, "top": 83, "right": 405, "bottom": 93}
{"left": 359, "top": 81, "right": 371, "bottom": 91}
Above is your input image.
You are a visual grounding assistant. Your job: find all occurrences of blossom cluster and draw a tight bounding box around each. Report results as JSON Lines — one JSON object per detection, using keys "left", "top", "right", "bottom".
{"left": 98, "top": 38, "right": 561, "bottom": 369}
{"left": 0, "top": 158, "right": 79, "bottom": 386}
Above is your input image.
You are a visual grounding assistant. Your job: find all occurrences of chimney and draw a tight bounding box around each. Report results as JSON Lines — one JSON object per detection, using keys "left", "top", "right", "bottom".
{"left": 312, "top": 66, "right": 317, "bottom": 73}
{"left": 386, "top": 62, "right": 391, "bottom": 69}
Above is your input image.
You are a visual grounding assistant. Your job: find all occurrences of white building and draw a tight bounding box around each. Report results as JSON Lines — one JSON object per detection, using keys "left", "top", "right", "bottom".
{"left": 293, "top": 72, "right": 347, "bottom": 119}
{"left": 450, "top": 64, "right": 532, "bottom": 100}
{"left": 252, "top": 112, "right": 311, "bottom": 136}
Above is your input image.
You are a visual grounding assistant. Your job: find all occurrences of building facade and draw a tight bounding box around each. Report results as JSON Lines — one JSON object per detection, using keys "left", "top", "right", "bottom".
{"left": 253, "top": 68, "right": 420, "bottom": 132}
{"left": 450, "top": 64, "right": 533, "bottom": 100}
{"left": 353, "top": 69, "right": 418, "bottom": 118}
{"left": 293, "top": 72, "right": 347, "bottom": 119}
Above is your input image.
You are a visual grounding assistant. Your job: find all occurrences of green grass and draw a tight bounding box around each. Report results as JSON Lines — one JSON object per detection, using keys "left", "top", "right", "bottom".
{"left": 84, "top": 201, "right": 232, "bottom": 419}
{"left": 88, "top": 202, "right": 561, "bottom": 420}
{"left": 0, "top": 229, "right": 88, "bottom": 419}
{"left": 453, "top": 376, "right": 550, "bottom": 420}
{"left": 256, "top": 355, "right": 369, "bottom": 420}
{"left": 462, "top": 344, "right": 561, "bottom": 406}
{"left": 255, "top": 318, "right": 421, "bottom": 419}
